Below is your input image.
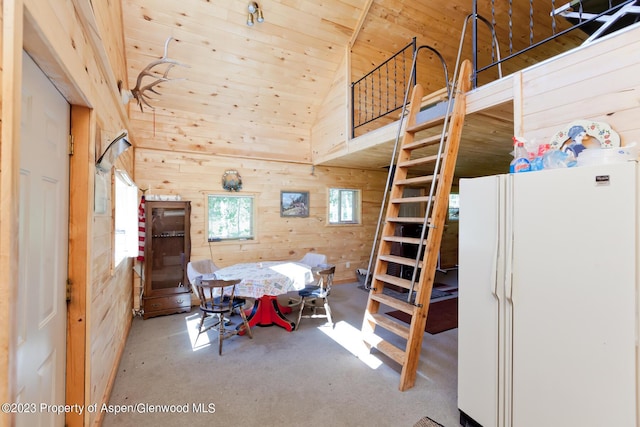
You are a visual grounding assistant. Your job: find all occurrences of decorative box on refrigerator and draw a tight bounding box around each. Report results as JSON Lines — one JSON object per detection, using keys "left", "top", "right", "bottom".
{"left": 458, "top": 161, "right": 639, "bottom": 427}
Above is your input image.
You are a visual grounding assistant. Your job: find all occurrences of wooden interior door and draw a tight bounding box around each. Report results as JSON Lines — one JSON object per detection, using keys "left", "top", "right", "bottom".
{"left": 17, "top": 50, "right": 70, "bottom": 426}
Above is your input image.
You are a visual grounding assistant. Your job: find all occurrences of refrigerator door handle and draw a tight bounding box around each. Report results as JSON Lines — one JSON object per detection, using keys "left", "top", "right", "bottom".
{"left": 504, "top": 175, "right": 514, "bottom": 304}
{"left": 491, "top": 178, "right": 501, "bottom": 299}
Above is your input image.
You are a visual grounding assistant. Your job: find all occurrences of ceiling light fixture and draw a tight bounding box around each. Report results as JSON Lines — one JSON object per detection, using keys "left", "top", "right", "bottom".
{"left": 246, "top": 1, "right": 264, "bottom": 26}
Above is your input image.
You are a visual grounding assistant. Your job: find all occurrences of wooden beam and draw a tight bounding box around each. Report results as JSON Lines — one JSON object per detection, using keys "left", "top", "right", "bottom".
{"left": 513, "top": 71, "right": 524, "bottom": 136}
{"left": 66, "top": 105, "right": 93, "bottom": 427}
{"left": 348, "top": 0, "right": 374, "bottom": 48}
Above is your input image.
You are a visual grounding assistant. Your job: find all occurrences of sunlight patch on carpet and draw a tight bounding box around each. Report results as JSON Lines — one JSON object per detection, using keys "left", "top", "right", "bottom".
{"left": 319, "top": 320, "right": 384, "bottom": 369}
{"left": 185, "top": 313, "right": 213, "bottom": 351}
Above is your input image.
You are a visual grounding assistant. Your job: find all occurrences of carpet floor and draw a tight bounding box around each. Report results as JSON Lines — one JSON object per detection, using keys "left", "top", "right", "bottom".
{"left": 103, "top": 275, "right": 459, "bottom": 427}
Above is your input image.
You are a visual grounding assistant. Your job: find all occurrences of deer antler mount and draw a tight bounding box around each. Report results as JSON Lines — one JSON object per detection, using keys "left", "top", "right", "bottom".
{"left": 123, "top": 37, "right": 190, "bottom": 112}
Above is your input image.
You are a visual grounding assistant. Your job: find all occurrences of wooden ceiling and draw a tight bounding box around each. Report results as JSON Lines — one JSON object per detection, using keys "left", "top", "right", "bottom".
{"left": 121, "top": 0, "right": 585, "bottom": 178}
{"left": 122, "top": 0, "right": 362, "bottom": 127}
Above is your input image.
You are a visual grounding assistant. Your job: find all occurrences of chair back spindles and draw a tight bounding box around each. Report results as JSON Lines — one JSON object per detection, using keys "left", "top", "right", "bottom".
{"left": 193, "top": 277, "right": 251, "bottom": 355}
{"left": 296, "top": 264, "right": 336, "bottom": 330}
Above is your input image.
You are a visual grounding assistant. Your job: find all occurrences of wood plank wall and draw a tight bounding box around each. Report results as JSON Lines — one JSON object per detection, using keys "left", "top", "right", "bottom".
{"left": 128, "top": 106, "right": 314, "bottom": 165}
{"left": 135, "top": 147, "right": 388, "bottom": 283}
{"left": 91, "top": 0, "right": 128, "bottom": 89}
{"left": 311, "top": 49, "right": 350, "bottom": 163}
{"left": 519, "top": 25, "right": 640, "bottom": 149}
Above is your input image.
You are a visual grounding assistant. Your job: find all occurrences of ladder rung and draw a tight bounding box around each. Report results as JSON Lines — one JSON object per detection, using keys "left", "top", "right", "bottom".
{"left": 383, "top": 236, "right": 425, "bottom": 245}
{"left": 370, "top": 292, "right": 418, "bottom": 314}
{"left": 420, "top": 87, "right": 449, "bottom": 107}
{"left": 390, "top": 195, "right": 432, "bottom": 204}
{"left": 374, "top": 273, "right": 415, "bottom": 290}
{"left": 403, "top": 133, "right": 445, "bottom": 151}
{"left": 379, "top": 254, "right": 420, "bottom": 267}
{"left": 395, "top": 175, "right": 437, "bottom": 186}
{"left": 398, "top": 154, "right": 439, "bottom": 169}
{"left": 362, "top": 334, "right": 406, "bottom": 365}
{"left": 368, "top": 313, "right": 410, "bottom": 339}
{"left": 406, "top": 116, "right": 445, "bottom": 133}
{"left": 387, "top": 217, "right": 429, "bottom": 224}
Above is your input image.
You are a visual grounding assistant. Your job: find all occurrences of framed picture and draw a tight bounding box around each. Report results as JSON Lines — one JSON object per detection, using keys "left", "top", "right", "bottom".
{"left": 281, "top": 191, "right": 309, "bottom": 217}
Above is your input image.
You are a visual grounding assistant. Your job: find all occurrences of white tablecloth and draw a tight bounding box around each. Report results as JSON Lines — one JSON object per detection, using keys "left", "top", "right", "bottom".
{"left": 212, "top": 261, "right": 315, "bottom": 299}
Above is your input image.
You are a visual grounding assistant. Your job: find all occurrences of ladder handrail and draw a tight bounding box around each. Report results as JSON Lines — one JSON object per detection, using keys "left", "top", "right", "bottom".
{"left": 361, "top": 61, "right": 472, "bottom": 392}
{"left": 360, "top": 13, "right": 501, "bottom": 393}
{"left": 364, "top": 45, "right": 449, "bottom": 291}
{"left": 406, "top": 13, "right": 502, "bottom": 301}
{"left": 468, "top": 13, "right": 503, "bottom": 85}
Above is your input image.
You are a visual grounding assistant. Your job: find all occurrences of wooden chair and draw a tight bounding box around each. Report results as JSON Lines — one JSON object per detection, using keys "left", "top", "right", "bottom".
{"left": 194, "top": 277, "right": 253, "bottom": 355}
{"left": 288, "top": 253, "right": 328, "bottom": 306}
{"left": 188, "top": 259, "right": 236, "bottom": 325}
{"left": 295, "top": 265, "right": 335, "bottom": 330}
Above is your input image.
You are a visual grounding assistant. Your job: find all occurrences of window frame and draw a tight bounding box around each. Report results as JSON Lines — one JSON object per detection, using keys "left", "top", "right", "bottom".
{"left": 328, "top": 187, "right": 361, "bottom": 225}
{"left": 113, "top": 169, "right": 139, "bottom": 266}
{"left": 206, "top": 193, "right": 257, "bottom": 242}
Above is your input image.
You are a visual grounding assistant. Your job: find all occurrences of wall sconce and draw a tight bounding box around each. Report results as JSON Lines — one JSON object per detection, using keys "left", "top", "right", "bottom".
{"left": 96, "top": 130, "right": 131, "bottom": 173}
{"left": 247, "top": 2, "right": 264, "bottom": 26}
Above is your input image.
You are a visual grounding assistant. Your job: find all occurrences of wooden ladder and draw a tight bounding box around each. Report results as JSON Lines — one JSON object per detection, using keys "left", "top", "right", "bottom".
{"left": 361, "top": 59, "right": 472, "bottom": 391}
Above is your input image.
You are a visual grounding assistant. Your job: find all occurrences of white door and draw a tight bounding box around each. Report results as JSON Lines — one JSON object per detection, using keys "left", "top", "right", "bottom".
{"left": 17, "top": 51, "right": 70, "bottom": 426}
{"left": 510, "top": 163, "right": 637, "bottom": 427}
{"left": 458, "top": 175, "right": 505, "bottom": 427}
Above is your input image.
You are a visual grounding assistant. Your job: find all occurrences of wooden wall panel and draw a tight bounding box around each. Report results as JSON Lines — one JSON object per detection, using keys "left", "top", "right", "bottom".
{"left": 87, "top": 158, "right": 135, "bottom": 426}
{"left": 90, "top": 0, "right": 129, "bottom": 94}
{"left": 135, "top": 148, "right": 388, "bottom": 283}
{"left": 89, "top": 258, "right": 133, "bottom": 426}
{"left": 466, "top": 75, "right": 515, "bottom": 115}
{"left": 128, "top": 108, "right": 313, "bottom": 164}
{"left": 439, "top": 220, "right": 458, "bottom": 270}
{"left": 312, "top": 50, "right": 349, "bottom": 162}
{"left": 520, "top": 26, "right": 640, "bottom": 147}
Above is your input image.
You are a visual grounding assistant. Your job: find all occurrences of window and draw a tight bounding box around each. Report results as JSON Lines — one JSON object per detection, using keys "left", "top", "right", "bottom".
{"left": 114, "top": 170, "right": 139, "bottom": 266}
{"left": 207, "top": 194, "right": 255, "bottom": 241}
{"left": 329, "top": 188, "right": 360, "bottom": 224}
{"left": 448, "top": 193, "right": 460, "bottom": 221}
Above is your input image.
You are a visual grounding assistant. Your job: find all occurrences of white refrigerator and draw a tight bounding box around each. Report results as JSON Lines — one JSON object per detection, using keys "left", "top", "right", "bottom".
{"left": 458, "top": 161, "right": 639, "bottom": 427}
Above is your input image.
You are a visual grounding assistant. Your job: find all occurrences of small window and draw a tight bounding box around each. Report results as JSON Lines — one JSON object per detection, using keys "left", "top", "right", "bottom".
{"left": 329, "top": 188, "right": 360, "bottom": 224}
{"left": 448, "top": 193, "right": 460, "bottom": 221}
{"left": 207, "top": 194, "right": 255, "bottom": 241}
{"left": 114, "top": 170, "right": 138, "bottom": 266}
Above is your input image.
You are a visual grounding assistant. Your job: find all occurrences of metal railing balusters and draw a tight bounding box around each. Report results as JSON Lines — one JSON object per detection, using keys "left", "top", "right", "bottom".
{"left": 351, "top": 1, "right": 637, "bottom": 135}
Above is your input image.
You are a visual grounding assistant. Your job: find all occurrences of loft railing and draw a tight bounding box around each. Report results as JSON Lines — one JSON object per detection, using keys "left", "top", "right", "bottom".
{"left": 470, "top": 0, "right": 639, "bottom": 87}
{"left": 350, "top": 0, "right": 639, "bottom": 137}
{"left": 350, "top": 38, "right": 416, "bottom": 138}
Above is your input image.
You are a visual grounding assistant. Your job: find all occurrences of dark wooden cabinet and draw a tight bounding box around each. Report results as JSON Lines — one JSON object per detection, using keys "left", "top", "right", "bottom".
{"left": 142, "top": 200, "right": 192, "bottom": 319}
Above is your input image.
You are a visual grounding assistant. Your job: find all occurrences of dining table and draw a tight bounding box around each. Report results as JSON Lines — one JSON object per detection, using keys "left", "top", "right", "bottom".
{"left": 212, "top": 261, "right": 316, "bottom": 332}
